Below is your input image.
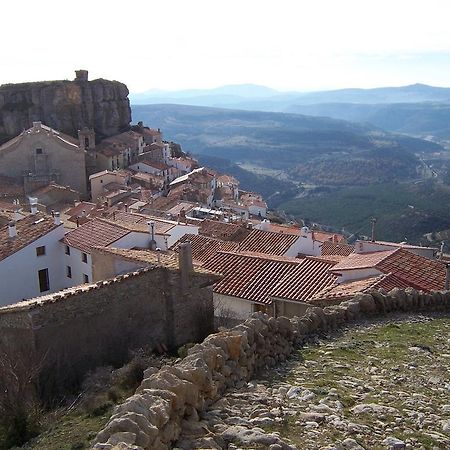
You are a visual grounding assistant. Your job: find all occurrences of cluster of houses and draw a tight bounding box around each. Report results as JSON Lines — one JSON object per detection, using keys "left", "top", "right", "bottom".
{"left": 0, "top": 119, "right": 447, "bottom": 323}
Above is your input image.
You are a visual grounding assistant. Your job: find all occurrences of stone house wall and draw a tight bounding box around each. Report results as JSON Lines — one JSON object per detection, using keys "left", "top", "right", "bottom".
{"left": 0, "top": 266, "right": 216, "bottom": 397}
{"left": 92, "top": 288, "right": 450, "bottom": 449}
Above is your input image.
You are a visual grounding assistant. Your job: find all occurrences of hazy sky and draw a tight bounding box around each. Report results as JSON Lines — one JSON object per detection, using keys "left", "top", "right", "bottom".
{"left": 2, "top": 0, "right": 450, "bottom": 92}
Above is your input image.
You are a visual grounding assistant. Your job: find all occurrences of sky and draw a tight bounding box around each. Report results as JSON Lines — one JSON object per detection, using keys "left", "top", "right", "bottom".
{"left": 2, "top": 0, "right": 450, "bottom": 93}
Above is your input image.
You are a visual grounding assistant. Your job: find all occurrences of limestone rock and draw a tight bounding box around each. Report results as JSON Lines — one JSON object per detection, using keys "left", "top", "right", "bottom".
{"left": 0, "top": 74, "right": 131, "bottom": 143}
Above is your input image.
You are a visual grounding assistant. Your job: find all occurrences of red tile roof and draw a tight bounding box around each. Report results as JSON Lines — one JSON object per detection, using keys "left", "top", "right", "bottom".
{"left": 311, "top": 273, "right": 413, "bottom": 304}
{"left": 331, "top": 248, "right": 446, "bottom": 292}
{"left": 238, "top": 229, "right": 299, "bottom": 256}
{"left": 0, "top": 214, "right": 59, "bottom": 262}
{"left": 63, "top": 218, "right": 131, "bottom": 253}
{"left": 331, "top": 250, "right": 395, "bottom": 271}
{"left": 313, "top": 230, "right": 345, "bottom": 243}
{"left": 203, "top": 251, "right": 336, "bottom": 305}
{"left": 105, "top": 211, "right": 177, "bottom": 235}
{"left": 321, "top": 241, "right": 354, "bottom": 257}
{"left": 375, "top": 248, "right": 445, "bottom": 291}
{"left": 199, "top": 219, "right": 251, "bottom": 242}
{"left": 171, "top": 234, "right": 239, "bottom": 265}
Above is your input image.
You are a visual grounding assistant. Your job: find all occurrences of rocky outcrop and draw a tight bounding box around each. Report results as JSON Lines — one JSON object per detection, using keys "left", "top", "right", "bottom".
{"left": 92, "top": 288, "right": 450, "bottom": 449}
{"left": 0, "top": 71, "right": 131, "bottom": 143}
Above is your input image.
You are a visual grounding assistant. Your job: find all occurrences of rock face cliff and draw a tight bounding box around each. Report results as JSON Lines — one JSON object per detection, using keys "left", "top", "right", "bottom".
{"left": 0, "top": 71, "right": 131, "bottom": 144}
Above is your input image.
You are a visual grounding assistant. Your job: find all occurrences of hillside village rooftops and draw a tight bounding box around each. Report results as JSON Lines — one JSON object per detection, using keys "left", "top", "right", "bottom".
{"left": 171, "top": 234, "right": 240, "bottom": 265}
{"left": 238, "top": 228, "right": 299, "bottom": 256}
{"left": 169, "top": 167, "right": 208, "bottom": 186}
{"left": 0, "top": 214, "right": 60, "bottom": 262}
{"left": 203, "top": 251, "right": 337, "bottom": 305}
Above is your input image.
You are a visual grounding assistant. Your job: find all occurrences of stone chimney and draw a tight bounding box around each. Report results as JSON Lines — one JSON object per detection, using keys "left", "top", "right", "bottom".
{"left": 8, "top": 221, "right": 17, "bottom": 238}
{"left": 148, "top": 221, "right": 157, "bottom": 250}
{"left": 54, "top": 211, "right": 61, "bottom": 225}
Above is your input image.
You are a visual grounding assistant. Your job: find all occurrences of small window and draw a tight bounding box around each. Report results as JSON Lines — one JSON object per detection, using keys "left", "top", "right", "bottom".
{"left": 83, "top": 274, "right": 89, "bottom": 283}
{"left": 38, "top": 268, "right": 50, "bottom": 292}
{"left": 36, "top": 246, "right": 46, "bottom": 256}
{"left": 36, "top": 148, "right": 43, "bottom": 155}
{"left": 82, "top": 252, "right": 88, "bottom": 263}
{"left": 65, "top": 245, "right": 70, "bottom": 255}
{"left": 66, "top": 266, "right": 72, "bottom": 278}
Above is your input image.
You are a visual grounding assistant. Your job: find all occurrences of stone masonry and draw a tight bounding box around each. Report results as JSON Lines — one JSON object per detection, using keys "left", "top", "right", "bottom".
{"left": 92, "top": 288, "right": 450, "bottom": 449}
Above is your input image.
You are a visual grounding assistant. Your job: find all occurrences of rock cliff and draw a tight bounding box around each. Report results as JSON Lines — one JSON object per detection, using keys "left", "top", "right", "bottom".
{"left": 0, "top": 71, "right": 131, "bottom": 144}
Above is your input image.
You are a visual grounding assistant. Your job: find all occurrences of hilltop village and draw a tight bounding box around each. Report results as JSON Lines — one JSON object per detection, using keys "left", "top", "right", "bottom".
{"left": 0, "top": 71, "right": 449, "bottom": 450}
{"left": 0, "top": 71, "right": 447, "bottom": 320}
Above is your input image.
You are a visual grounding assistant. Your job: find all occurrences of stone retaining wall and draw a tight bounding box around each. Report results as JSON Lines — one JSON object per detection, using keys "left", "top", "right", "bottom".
{"left": 92, "top": 288, "right": 450, "bottom": 450}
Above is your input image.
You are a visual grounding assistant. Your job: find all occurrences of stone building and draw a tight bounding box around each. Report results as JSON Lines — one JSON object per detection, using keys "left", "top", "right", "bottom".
{"left": 0, "top": 121, "right": 88, "bottom": 195}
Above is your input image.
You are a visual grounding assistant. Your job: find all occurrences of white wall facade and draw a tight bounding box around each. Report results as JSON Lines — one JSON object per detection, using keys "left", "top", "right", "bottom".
{"left": 334, "top": 267, "right": 382, "bottom": 283}
{"left": 213, "top": 293, "right": 254, "bottom": 321}
{"left": 63, "top": 245, "right": 93, "bottom": 287}
{"left": 0, "top": 226, "right": 66, "bottom": 306}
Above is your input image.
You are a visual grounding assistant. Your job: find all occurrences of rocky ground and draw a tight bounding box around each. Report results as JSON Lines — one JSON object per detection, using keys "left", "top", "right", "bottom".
{"left": 174, "top": 314, "right": 450, "bottom": 450}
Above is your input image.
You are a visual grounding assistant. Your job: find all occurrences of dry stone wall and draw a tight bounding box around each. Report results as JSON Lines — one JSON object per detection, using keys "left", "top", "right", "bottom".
{"left": 92, "top": 288, "right": 450, "bottom": 450}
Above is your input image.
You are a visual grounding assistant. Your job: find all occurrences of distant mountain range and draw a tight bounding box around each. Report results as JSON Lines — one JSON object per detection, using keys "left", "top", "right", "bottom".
{"left": 131, "top": 83, "right": 450, "bottom": 139}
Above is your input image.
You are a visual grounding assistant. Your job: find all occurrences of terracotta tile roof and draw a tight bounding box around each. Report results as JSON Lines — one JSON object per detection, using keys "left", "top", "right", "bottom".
{"left": 203, "top": 251, "right": 336, "bottom": 305}
{"left": 331, "top": 247, "right": 446, "bottom": 292}
{"left": 238, "top": 229, "right": 299, "bottom": 256}
{"left": 165, "top": 202, "right": 197, "bottom": 216}
{"left": 321, "top": 241, "right": 354, "bottom": 257}
{"left": 375, "top": 248, "right": 445, "bottom": 291}
{"left": 64, "top": 202, "right": 98, "bottom": 219}
{"left": 199, "top": 219, "right": 251, "bottom": 242}
{"left": 311, "top": 273, "right": 412, "bottom": 304}
{"left": 140, "top": 160, "right": 170, "bottom": 171}
{"left": 0, "top": 214, "right": 59, "bottom": 262}
{"left": 262, "top": 223, "right": 302, "bottom": 236}
{"left": 171, "top": 234, "right": 239, "bottom": 264}
{"left": 313, "top": 230, "right": 345, "bottom": 243}
{"left": 105, "top": 211, "right": 177, "bottom": 235}
{"left": 92, "top": 246, "right": 220, "bottom": 277}
{"left": 63, "top": 218, "right": 131, "bottom": 253}
{"left": 331, "top": 250, "right": 395, "bottom": 271}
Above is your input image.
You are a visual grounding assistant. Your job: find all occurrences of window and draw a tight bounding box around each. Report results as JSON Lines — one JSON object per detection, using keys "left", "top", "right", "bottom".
{"left": 82, "top": 252, "right": 88, "bottom": 263}
{"left": 38, "top": 268, "right": 50, "bottom": 292}
{"left": 65, "top": 245, "right": 70, "bottom": 255}
{"left": 36, "top": 246, "right": 46, "bottom": 256}
{"left": 66, "top": 266, "right": 72, "bottom": 278}
{"left": 83, "top": 274, "right": 89, "bottom": 283}
{"left": 36, "top": 148, "right": 43, "bottom": 155}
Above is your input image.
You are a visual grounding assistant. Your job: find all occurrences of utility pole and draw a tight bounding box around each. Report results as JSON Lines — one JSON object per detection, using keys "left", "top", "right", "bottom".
{"left": 371, "top": 217, "right": 377, "bottom": 242}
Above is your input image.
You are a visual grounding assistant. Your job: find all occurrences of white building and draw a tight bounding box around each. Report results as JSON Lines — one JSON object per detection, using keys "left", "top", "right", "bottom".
{"left": 0, "top": 212, "right": 65, "bottom": 306}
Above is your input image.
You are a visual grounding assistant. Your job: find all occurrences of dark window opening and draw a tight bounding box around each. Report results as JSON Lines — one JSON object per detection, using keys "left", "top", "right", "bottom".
{"left": 65, "top": 245, "right": 70, "bottom": 255}
{"left": 66, "top": 266, "right": 72, "bottom": 278}
{"left": 36, "top": 246, "right": 46, "bottom": 256}
{"left": 82, "top": 252, "right": 88, "bottom": 263}
{"left": 36, "top": 148, "right": 43, "bottom": 155}
{"left": 38, "top": 268, "right": 50, "bottom": 292}
{"left": 83, "top": 274, "right": 89, "bottom": 283}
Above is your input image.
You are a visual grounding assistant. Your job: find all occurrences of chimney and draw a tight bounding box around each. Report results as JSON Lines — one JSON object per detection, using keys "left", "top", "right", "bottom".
{"left": 178, "top": 241, "right": 193, "bottom": 292}
{"left": 54, "top": 211, "right": 61, "bottom": 225}
{"left": 30, "top": 197, "right": 38, "bottom": 215}
{"left": 148, "top": 221, "right": 156, "bottom": 250}
{"left": 75, "top": 70, "right": 89, "bottom": 82}
{"left": 14, "top": 209, "right": 22, "bottom": 221}
{"left": 8, "top": 221, "right": 17, "bottom": 238}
